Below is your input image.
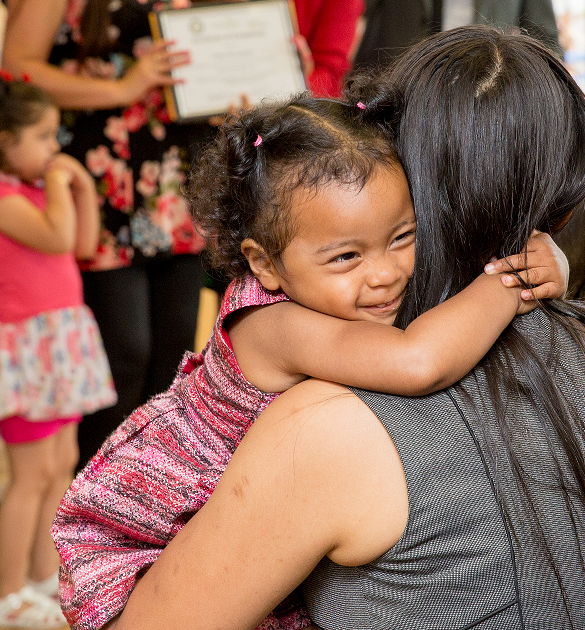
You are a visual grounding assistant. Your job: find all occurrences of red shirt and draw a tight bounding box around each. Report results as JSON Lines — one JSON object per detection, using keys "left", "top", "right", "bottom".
{"left": 295, "top": 0, "right": 365, "bottom": 96}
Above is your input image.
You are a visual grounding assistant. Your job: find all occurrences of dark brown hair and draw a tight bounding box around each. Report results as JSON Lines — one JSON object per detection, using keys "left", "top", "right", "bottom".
{"left": 0, "top": 78, "right": 55, "bottom": 134}
{"left": 187, "top": 93, "right": 399, "bottom": 281}
{"left": 79, "top": 0, "right": 112, "bottom": 60}
{"left": 346, "top": 26, "right": 585, "bottom": 626}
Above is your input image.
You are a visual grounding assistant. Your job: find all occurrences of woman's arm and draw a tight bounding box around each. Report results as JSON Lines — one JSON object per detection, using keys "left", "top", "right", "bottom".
{"left": 3, "top": 0, "right": 188, "bottom": 110}
{"left": 111, "top": 379, "right": 405, "bottom": 630}
{"left": 231, "top": 233, "right": 568, "bottom": 395}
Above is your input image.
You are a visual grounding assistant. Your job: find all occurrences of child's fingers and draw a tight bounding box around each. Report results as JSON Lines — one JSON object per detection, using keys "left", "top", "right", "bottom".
{"left": 484, "top": 231, "right": 558, "bottom": 274}
{"left": 501, "top": 269, "right": 566, "bottom": 300}
{"left": 485, "top": 251, "right": 546, "bottom": 273}
{"left": 521, "top": 282, "right": 559, "bottom": 301}
{"left": 484, "top": 254, "right": 524, "bottom": 273}
{"left": 500, "top": 269, "right": 539, "bottom": 287}
{"left": 503, "top": 271, "right": 564, "bottom": 300}
{"left": 486, "top": 230, "right": 567, "bottom": 301}
{"left": 485, "top": 248, "right": 566, "bottom": 276}
{"left": 502, "top": 267, "right": 557, "bottom": 286}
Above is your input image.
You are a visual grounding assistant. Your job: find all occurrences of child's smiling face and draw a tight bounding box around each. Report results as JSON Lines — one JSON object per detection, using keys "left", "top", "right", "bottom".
{"left": 271, "top": 164, "right": 416, "bottom": 325}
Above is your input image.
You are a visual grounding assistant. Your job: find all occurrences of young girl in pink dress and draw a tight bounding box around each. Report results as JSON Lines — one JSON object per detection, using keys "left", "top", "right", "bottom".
{"left": 0, "top": 77, "right": 116, "bottom": 629}
{"left": 53, "top": 94, "right": 568, "bottom": 630}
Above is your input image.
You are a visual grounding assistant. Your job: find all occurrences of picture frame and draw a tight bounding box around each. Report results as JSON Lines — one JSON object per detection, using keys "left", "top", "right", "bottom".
{"left": 149, "top": 0, "right": 307, "bottom": 122}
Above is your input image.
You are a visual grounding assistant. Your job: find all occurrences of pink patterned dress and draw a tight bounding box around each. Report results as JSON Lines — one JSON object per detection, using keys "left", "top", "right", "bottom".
{"left": 52, "top": 273, "right": 311, "bottom": 630}
{"left": 0, "top": 176, "right": 116, "bottom": 422}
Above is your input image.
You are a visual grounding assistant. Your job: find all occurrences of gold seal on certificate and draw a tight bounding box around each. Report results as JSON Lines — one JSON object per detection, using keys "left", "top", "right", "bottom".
{"left": 149, "top": 0, "right": 307, "bottom": 122}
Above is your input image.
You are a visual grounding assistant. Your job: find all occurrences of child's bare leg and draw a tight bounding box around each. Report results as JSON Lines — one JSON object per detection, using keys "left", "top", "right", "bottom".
{"left": 0, "top": 430, "right": 66, "bottom": 596}
{"left": 29, "top": 421, "right": 79, "bottom": 583}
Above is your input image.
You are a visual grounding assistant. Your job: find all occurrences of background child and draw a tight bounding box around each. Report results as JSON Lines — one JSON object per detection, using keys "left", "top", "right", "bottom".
{"left": 0, "top": 77, "right": 117, "bottom": 628}
{"left": 53, "top": 95, "right": 568, "bottom": 630}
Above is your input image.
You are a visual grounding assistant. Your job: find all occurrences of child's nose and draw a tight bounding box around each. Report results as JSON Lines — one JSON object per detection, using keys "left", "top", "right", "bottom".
{"left": 366, "top": 258, "right": 401, "bottom": 288}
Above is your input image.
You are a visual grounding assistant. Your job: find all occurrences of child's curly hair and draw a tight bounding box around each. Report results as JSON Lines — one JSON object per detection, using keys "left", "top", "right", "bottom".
{"left": 186, "top": 91, "right": 402, "bottom": 281}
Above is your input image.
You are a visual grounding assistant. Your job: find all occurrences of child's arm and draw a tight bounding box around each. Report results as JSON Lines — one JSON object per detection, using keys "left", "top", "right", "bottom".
{"left": 0, "top": 164, "right": 77, "bottom": 254}
{"left": 230, "top": 234, "right": 567, "bottom": 396}
{"left": 50, "top": 153, "right": 100, "bottom": 259}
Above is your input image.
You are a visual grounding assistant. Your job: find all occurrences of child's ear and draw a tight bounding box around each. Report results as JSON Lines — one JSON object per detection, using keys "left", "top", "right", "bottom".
{"left": 241, "top": 238, "right": 282, "bottom": 291}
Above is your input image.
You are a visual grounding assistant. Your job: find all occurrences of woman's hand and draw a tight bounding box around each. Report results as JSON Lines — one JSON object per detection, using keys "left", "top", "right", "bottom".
{"left": 207, "top": 94, "right": 252, "bottom": 127}
{"left": 292, "top": 34, "right": 314, "bottom": 84}
{"left": 118, "top": 39, "right": 190, "bottom": 105}
{"left": 3, "top": 0, "right": 189, "bottom": 109}
{"left": 484, "top": 230, "right": 569, "bottom": 302}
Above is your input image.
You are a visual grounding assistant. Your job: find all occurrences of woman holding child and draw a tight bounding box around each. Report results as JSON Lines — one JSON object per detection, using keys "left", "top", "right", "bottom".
{"left": 57, "top": 26, "right": 585, "bottom": 630}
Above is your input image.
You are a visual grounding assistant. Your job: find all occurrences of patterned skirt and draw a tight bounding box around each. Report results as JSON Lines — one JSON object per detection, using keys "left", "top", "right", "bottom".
{"left": 0, "top": 305, "right": 117, "bottom": 421}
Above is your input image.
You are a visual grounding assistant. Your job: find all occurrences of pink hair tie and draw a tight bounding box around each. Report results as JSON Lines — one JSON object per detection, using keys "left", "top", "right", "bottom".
{"left": 356, "top": 101, "right": 367, "bottom": 110}
{"left": 254, "top": 134, "right": 263, "bottom": 147}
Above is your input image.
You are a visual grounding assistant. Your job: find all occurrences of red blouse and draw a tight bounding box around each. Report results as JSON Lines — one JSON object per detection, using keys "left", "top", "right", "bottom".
{"left": 295, "top": 0, "right": 365, "bottom": 97}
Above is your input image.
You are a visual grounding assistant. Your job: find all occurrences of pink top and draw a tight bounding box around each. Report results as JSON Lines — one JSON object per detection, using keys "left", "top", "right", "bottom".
{"left": 295, "top": 0, "right": 365, "bottom": 97}
{"left": 0, "top": 176, "right": 83, "bottom": 323}
{"left": 53, "top": 274, "right": 309, "bottom": 630}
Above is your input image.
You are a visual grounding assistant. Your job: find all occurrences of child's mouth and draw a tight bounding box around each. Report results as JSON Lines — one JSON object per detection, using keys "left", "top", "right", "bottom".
{"left": 360, "top": 296, "right": 402, "bottom": 314}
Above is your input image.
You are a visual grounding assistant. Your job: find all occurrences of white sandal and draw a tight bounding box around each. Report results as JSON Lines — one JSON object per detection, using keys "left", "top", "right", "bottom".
{"left": 27, "top": 574, "right": 59, "bottom": 601}
{"left": 0, "top": 585, "right": 67, "bottom": 629}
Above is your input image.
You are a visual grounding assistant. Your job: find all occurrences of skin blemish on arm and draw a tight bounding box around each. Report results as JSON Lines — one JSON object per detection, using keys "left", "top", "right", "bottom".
{"left": 230, "top": 476, "right": 249, "bottom": 499}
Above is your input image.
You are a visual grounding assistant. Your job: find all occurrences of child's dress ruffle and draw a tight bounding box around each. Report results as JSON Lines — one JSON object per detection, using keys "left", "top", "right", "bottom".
{"left": 0, "top": 305, "right": 117, "bottom": 421}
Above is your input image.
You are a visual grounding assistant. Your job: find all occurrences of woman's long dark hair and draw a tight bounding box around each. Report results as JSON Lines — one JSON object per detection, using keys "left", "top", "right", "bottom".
{"left": 347, "top": 26, "right": 585, "bottom": 626}
{"left": 78, "top": 0, "right": 112, "bottom": 60}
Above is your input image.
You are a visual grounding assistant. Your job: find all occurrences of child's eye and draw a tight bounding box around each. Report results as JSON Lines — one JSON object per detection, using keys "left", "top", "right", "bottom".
{"left": 329, "top": 251, "right": 358, "bottom": 263}
{"left": 393, "top": 230, "right": 416, "bottom": 244}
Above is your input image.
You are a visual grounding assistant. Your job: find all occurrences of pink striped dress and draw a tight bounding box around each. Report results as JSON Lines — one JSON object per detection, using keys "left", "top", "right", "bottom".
{"left": 52, "top": 273, "right": 311, "bottom": 630}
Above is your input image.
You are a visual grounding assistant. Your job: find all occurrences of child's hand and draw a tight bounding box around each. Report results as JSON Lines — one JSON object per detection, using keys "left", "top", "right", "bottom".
{"left": 483, "top": 230, "right": 569, "bottom": 303}
{"left": 48, "top": 153, "right": 93, "bottom": 191}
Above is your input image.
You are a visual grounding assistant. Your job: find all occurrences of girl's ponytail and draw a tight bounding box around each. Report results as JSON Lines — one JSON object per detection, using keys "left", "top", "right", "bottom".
{"left": 343, "top": 69, "right": 403, "bottom": 140}
{"left": 188, "top": 107, "right": 275, "bottom": 280}
{"left": 0, "top": 74, "right": 54, "bottom": 134}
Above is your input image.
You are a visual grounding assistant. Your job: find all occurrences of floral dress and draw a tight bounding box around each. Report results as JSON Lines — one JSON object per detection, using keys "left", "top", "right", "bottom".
{"left": 50, "top": 0, "right": 210, "bottom": 271}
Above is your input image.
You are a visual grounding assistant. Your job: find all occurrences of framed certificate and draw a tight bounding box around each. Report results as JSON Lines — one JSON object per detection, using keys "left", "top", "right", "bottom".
{"left": 149, "top": 0, "right": 307, "bottom": 122}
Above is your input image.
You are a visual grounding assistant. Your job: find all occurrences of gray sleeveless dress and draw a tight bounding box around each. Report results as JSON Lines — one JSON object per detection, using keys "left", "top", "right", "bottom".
{"left": 303, "top": 309, "right": 585, "bottom": 629}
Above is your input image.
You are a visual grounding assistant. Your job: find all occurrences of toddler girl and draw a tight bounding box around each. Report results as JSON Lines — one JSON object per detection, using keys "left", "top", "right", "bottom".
{"left": 53, "top": 94, "right": 567, "bottom": 630}
{"left": 0, "top": 77, "right": 116, "bottom": 629}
